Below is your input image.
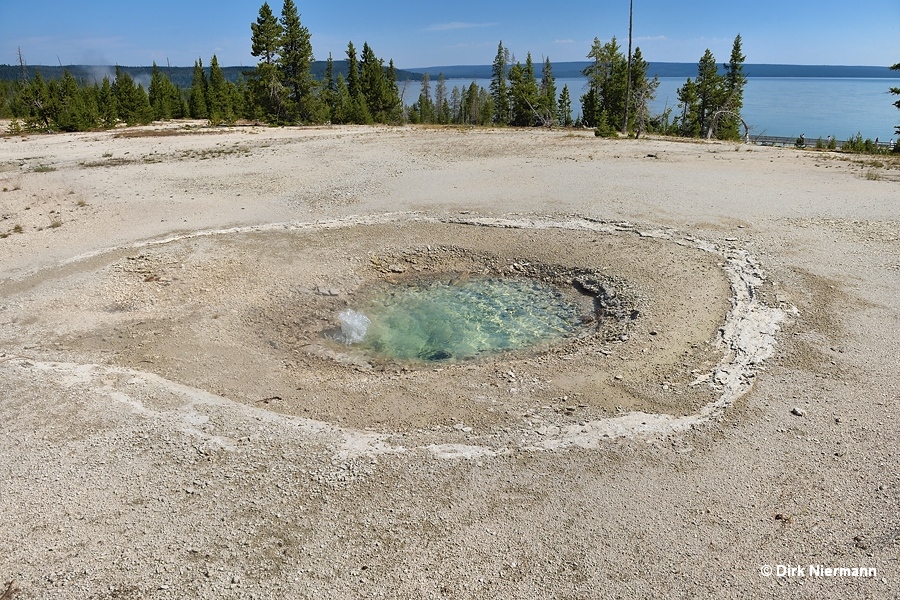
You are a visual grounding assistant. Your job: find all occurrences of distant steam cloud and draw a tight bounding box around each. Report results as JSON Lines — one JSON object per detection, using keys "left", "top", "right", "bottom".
{"left": 554, "top": 39, "right": 575, "bottom": 44}
{"left": 425, "top": 21, "right": 495, "bottom": 32}
{"left": 85, "top": 66, "right": 117, "bottom": 84}
{"left": 133, "top": 74, "right": 151, "bottom": 90}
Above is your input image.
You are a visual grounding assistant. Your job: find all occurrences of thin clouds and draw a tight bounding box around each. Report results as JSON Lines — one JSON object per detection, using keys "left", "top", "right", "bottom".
{"left": 553, "top": 39, "right": 575, "bottom": 44}
{"left": 425, "top": 22, "right": 496, "bottom": 32}
{"left": 445, "top": 41, "right": 497, "bottom": 50}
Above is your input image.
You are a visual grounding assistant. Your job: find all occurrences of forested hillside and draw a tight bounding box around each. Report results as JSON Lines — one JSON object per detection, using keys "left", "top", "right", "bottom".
{"left": 0, "top": 62, "right": 423, "bottom": 86}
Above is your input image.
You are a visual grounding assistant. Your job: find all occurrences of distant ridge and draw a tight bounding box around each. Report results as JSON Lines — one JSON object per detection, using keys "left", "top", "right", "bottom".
{"left": 0, "top": 61, "right": 421, "bottom": 86}
{"left": 1, "top": 62, "right": 896, "bottom": 86}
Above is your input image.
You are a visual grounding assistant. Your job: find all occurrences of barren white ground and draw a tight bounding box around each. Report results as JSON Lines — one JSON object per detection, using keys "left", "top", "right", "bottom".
{"left": 1, "top": 124, "right": 898, "bottom": 599}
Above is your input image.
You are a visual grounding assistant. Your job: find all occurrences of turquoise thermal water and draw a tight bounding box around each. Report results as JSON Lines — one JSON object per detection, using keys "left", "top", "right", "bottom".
{"left": 339, "top": 277, "right": 580, "bottom": 362}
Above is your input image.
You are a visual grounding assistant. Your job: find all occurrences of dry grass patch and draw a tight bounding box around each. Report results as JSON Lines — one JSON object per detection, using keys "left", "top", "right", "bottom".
{"left": 80, "top": 157, "right": 135, "bottom": 168}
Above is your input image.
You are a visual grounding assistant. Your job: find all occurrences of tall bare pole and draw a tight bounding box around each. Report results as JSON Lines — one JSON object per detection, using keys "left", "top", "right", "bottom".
{"left": 17, "top": 47, "right": 28, "bottom": 83}
{"left": 623, "top": 0, "right": 633, "bottom": 134}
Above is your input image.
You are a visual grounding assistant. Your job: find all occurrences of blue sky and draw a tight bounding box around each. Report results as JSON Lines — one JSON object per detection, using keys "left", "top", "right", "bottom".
{"left": 1, "top": 1, "right": 898, "bottom": 68}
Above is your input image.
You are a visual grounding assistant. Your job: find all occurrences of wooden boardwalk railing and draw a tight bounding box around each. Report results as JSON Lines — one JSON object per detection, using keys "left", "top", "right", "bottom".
{"left": 752, "top": 135, "right": 895, "bottom": 149}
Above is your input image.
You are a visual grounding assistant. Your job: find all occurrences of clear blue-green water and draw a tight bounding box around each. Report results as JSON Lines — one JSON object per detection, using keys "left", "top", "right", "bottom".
{"left": 339, "top": 277, "right": 580, "bottom": 362}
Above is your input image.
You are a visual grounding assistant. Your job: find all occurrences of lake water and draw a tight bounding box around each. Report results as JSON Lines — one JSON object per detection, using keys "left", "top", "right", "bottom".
{"left": 401, "top": 76, "right": 899, "bottom": 142}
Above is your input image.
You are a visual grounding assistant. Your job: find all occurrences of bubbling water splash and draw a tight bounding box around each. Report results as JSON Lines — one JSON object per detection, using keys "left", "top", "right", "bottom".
{"left": 336, "top": 309, "right": 371, "bottom": 344}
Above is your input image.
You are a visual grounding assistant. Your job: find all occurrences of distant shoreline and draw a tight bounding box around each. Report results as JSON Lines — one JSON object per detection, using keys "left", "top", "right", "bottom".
{"left": 405, "top": 62, "right": 900, "bottom": 80}
{"left": 1, "top": 62, "right": 898, "bottom": 86}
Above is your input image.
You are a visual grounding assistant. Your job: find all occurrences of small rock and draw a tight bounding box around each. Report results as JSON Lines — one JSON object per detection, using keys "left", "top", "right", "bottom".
{"left": 790, "top": 407, "right": 805, "bottom": 417}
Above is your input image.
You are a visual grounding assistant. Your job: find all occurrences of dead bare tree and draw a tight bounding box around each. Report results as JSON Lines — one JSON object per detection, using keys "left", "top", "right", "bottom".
{"left": 706, "top": 108, "right": 752, "bottom": 142}
{"left": 17, "top": 47, "right": 27, "bottom": 83}
{"left": 525, "top": 98, "right": 555, "bottom": 128}
{"left": 632, "top": 85, "right": 651, "bottom": 139}
{"left": 704, "top": 88, "right": 751, "bottom": 142}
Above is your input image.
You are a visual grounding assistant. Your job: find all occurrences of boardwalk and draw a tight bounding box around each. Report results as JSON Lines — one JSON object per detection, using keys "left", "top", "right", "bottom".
{"left": 752, "top": 134, "right": 895, "bottom": 150}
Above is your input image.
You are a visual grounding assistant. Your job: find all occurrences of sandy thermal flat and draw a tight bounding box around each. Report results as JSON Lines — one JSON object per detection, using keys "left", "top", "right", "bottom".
{"left": 0, "top": 123, "right": 898, "bottom": 599}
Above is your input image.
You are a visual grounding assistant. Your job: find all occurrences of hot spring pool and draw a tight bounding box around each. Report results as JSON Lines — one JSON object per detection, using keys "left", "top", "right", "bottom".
{"left": 335, "top": 277, "right": 581, "bottom": 362}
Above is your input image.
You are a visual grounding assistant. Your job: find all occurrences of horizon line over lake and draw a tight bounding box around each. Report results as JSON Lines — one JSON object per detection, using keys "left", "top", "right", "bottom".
{"left": 402, "top": 76, "right": 899, "bottom": 142}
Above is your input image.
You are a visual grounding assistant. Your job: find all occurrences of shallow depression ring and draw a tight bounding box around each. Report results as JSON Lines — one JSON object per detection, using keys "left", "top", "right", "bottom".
{"left": 3, "top": 212, "right": 788, "bottom": 457}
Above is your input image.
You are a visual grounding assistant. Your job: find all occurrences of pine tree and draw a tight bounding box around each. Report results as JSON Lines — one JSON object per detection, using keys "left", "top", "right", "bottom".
{"left": 417, "top": 72, "right": 434, "bottom": 123}
{"left": 329, "top": 73, "right": 350, "bottom": 124}
{"left": 132, "top": 84, "right": 153, "bottom": 125}
{"left": 628, "top": 47, "right": 658, "bottom": 137}
{"left": 449, "top": 86, "right": 462, "bottom": 123}
{"left": 229, "top": 77, "right": 246, "bottom": 121}
{"left": 346, "top": 42, "right": 360, "bottom": 100}
{"left": 49, "top": 70, "right": 98, "bottom": 131}
{"left": 207, "top": 55, "right": 234, "bottom": 124}
{"left": 250, "top": 2, "right": 284, "bottom": 122}
{"left": 676, "top": 77, "right": 700, "bottom": 137}
{"left": 148, "top": 63, "right": 183, "bottom": 120}
{"left": 435, "top": 74, "right": 449, "bottom": 124}
{"left": 580, "top": 86, "right": 599, "bottom": 127}
{"left": 149, "top": 63, "right": 167, "bottom": 120}
{"left": 353, "top": 91, "right": 373, "bottom": 124}
{"left": 463, "top": 81, "right": 480, "bottom": 124}
{"left": 695, "top": 49, "right": 724, "bottom": 137}
{"left": 250, "top": 2, "right": 281, "bottom": 65}
{"left": 147, "top": 61, "right": 165, "bottom": 121}
{"left": 386, "top": 59, "right": 401, "bottom": 122}
{"left": 490, "top": 42, "right": 510, "bottom": 125}
{"left": 323, "top": 53, "right": 336, "bottom": 120}
{"left": 360, "top": 42, "right": 390, "bottom": 122}
{"left": 477, "top": 87, "right": 493, "bottom": 126}
{"left": 278, "top": 0, "right": 316, "bottom": 122}
{"left": 539, "top": 57, "right": 557, "bottom": 125}
{"left": 345, "top": 41, "right": 369, "bottom": 122}
{"left": 20, "top": 70, "right": 51, "bottom": 131}
{"left": 558, "top": 84, "right": 572, "bottom": 126}
{"left": 581, "top": 37, "right": 628, "bottom": 132}
{"left": 188, "top": 59, "right": 209, "bottom": 119}
{"left": 97, "top": 76, "right": 118, "bottom": 128}
{"left": 43, "top": 73, "right": 68, "bottom": 130}
{"left": 720, "top": 34, "right": 747, "bottom": 139}
{"left": 508, "top": 53, "right": 539, "bottom": 126}
{"left": 114, "top": 66, "right": 152, "bottom": 125}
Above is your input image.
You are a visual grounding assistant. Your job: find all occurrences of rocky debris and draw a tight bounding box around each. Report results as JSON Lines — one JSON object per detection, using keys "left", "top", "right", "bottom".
{"left": 791, "top": 406, "right": 806, "bottom": 417}
{"left": 315, "top": 286, "right": 341, "bottom": 296}
{"left": 572, "top": 274, "right": 629, "bottom": 321}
